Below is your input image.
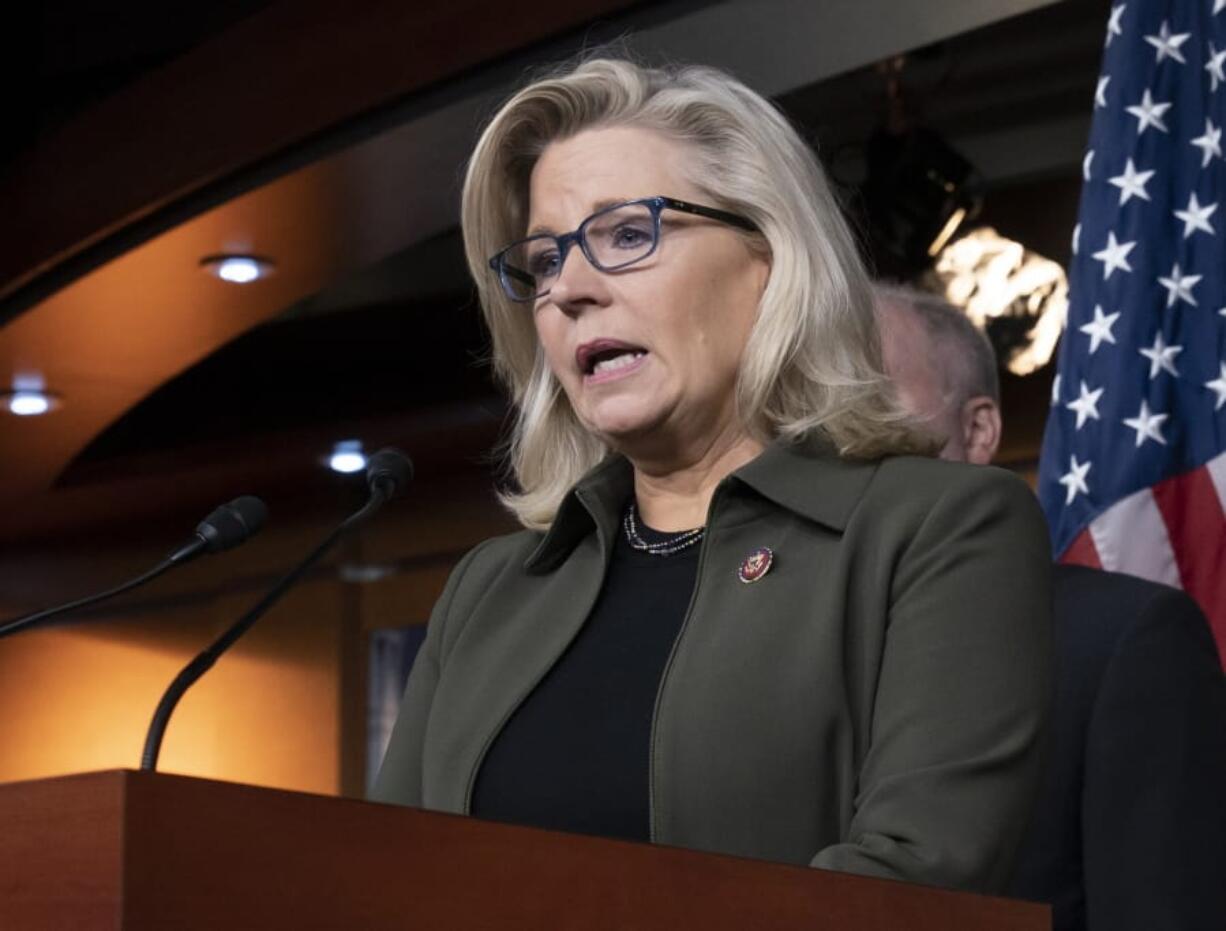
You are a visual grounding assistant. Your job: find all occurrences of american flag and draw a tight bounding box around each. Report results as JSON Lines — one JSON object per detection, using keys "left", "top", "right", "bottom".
{"left": 1038, "top": 0, "right": 1226, "bottom": 662}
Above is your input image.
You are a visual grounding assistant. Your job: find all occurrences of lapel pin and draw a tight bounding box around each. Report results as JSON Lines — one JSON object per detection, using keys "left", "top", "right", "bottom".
{"left": 737, "top": 547, "right": 774, "bottom": 584}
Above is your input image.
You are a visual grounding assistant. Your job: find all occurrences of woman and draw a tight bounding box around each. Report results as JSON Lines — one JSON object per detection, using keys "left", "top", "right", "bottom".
{"left": 372, "top": 57, "right": 1052, "bottom": 894}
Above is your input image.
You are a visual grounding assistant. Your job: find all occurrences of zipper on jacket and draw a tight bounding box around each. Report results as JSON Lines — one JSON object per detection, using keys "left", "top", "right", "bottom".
{"left": 461, "top": 494, "right": 611, "bottom": 814}
{"left": 647, "top": 481, "right": 728, "bottom": 843}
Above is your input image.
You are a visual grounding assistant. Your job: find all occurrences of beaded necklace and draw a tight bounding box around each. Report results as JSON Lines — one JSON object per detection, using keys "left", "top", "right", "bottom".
{"left": 622, "top": 502, "right": 705, "bottom": 556}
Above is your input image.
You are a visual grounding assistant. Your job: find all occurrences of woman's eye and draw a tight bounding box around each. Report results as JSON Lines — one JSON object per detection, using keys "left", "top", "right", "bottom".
{"left": 611, "top": 224, "right": 652, "bottom": 248}
{"left": 527, "top": 250, "right": 561, "bottom": 277}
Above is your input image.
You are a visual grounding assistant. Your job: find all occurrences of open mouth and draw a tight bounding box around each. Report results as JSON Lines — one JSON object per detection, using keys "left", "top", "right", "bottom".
{"left": 577, "top": 340, "right": 649, "bottom": 382}
{"left": 585, "top": 348, "right": 647, "bottom": 376}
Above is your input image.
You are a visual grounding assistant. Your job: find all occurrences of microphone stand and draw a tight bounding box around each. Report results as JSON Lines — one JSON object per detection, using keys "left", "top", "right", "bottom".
{"left": 140, "top": 482, "right": 391, "bottom": 771}
{"left": 0, "top": 497, "right": 267, "bottom": 641}
{"left": 0, "top": 557, "right": 184, "bottom": 641}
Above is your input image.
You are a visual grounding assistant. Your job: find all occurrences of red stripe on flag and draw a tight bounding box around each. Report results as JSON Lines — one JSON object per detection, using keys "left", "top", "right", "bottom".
{"left": 1058, "top": 528, "right": 1102, "bottom": 569}
{"left": 1151, "top": 467, "right": 1226, "bottom": 667}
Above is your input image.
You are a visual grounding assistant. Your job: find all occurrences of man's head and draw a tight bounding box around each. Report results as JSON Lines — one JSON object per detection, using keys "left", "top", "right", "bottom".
{"left": 874, "top": 284, "right": 1002, "bottom": 465}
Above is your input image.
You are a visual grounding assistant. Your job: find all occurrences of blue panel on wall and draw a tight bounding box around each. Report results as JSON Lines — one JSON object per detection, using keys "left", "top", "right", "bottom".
{"left": 367, "top": 626, "right": 427, "bottom": 791}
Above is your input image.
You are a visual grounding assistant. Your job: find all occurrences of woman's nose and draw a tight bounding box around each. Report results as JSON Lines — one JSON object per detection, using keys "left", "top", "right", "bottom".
{"left": 547, "top": 247, "right": 608, "bottom": 317}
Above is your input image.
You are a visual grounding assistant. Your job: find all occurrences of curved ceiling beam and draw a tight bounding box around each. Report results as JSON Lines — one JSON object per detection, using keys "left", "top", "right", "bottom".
{"left": 0, "top": 0, "right": 646, "bottom": 317}
{"left": 0, "top": 0, "right": 1069, "bottom": 531}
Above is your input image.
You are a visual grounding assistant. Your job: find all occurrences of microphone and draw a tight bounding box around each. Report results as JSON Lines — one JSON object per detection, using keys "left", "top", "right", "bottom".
{"left": 366, "top": 447, "right": 413, "bottom": 499}
{"left": 140, "top": 448, "right": 413, "bottom": 771}
{"left": 0, "top": 496, "right": 268, "bottom": 640}
{"left": 178, "top": 496, "right": 269, "bottom": 561}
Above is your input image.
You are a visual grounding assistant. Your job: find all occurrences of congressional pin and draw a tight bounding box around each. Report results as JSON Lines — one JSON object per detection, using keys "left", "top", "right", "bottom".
{"left": 737, "top": 547, "right": 774, "bottom": 584}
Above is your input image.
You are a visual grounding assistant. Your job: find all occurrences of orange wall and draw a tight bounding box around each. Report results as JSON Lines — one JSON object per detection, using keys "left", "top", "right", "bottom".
{"left": 0, "top": 474, "right": 514, "bottom": 796}
{"left": 0, "top": 579, "right": 349, "bottom": 794}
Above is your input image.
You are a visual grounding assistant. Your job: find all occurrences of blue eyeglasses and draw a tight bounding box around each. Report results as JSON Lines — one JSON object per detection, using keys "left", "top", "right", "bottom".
{"left": 487, "top": 195, "right": 758, "bottom": 303}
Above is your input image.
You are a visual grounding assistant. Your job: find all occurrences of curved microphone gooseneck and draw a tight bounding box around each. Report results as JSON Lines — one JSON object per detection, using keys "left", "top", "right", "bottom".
{"left": 0, "top": 496, "right": 269, "bottom": 640}
{"left": 139, "top": 448, "right": 413, "bottom": 771}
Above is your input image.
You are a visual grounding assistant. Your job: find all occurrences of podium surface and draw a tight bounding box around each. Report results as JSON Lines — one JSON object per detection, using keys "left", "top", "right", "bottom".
{"left": 0, "top": 769, "right": 1048, "bottom": 929}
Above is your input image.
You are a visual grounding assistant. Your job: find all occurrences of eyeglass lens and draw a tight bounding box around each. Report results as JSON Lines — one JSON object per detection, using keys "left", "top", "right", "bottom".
{"left": 500, "top": 202, "right": 657, "bottom": 301}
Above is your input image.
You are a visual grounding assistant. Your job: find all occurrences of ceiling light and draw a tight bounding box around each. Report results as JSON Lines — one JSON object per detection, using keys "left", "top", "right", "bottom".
{"left": 3, "top": 389, "right": 58, "bottom": 416}
{"left": 338, "top": 563, "right": 397, "bottom": 584}
{"left": 201, "top": 254, "right": 274, "bottom": 284}
{"left": 328, "top": 440, "right": 367, "bottom": 474}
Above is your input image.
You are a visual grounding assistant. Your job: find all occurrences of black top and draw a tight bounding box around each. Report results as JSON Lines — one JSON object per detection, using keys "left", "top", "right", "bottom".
{"left": 470, "top": 514, "right": 701, "bottom": 841}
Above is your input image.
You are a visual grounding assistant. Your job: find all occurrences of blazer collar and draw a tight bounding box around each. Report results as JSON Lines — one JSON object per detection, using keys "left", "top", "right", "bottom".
{"left": 525, "top": 454, "right": 633, "bottom": 573}
{"left": 733, "top": 431, "right": 881, "bottom": 531}
{"left": 524, "top": 431, "right": 881, "bottom": 573}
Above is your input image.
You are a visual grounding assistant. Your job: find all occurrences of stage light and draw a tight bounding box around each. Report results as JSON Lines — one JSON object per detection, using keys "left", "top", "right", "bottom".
{"left": 862, "top": 128, "right": 984, "bottom": 277}
{"left": 923, "top": 226, "right": 1068, "bottom": 376}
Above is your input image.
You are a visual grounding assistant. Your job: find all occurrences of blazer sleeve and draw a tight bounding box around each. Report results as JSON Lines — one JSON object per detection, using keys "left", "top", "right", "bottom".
{"left": 1082, "top": 584, "right": 1226, "bottom": 931}
{"left": 368, "top": 541, "right": 491, "bottom": 806}
{"left": 811, "top": 466, "right": 1053, "bottom": 893}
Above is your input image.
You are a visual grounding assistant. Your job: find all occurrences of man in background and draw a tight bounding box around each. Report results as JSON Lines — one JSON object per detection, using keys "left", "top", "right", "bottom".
{"left": 875, "top": 284, "right": 1226, "bottom": 931}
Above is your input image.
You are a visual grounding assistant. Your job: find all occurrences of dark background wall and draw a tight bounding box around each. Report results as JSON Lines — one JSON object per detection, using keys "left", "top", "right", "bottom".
{"left": 0, "top": 0, "right": 1097, "bottom": 794}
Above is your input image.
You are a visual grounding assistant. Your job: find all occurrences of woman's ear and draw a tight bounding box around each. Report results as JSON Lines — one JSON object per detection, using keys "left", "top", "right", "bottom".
{"left": 960, "top": 396, "right": 1002, "bottom": 466}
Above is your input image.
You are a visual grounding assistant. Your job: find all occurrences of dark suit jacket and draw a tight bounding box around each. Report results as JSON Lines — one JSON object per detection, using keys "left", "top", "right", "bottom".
{"left": 373, "top": 436, "right": 1053, "bottom": 893}
{"left": 1009, "top": 564, "right": 1226, "bottom": 930}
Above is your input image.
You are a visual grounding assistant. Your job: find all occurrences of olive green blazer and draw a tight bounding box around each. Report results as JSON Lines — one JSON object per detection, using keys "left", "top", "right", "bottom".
{"left": 371, "top": 434, "right": 1052, "bottom": 894}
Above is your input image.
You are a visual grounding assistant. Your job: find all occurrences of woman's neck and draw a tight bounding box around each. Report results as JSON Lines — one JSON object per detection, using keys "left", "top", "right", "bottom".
{"left": 629, "top": 429, "right": 764, "bottom": 532}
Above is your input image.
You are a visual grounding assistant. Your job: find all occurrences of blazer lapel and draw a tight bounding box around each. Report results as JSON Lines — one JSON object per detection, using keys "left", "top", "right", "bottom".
{"left": 424, "top": 462, "right": 630, "bottom": 814}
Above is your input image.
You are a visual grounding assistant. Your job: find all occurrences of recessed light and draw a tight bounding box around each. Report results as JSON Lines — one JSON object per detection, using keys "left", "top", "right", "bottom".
{"left": 328, "top": 440, "right": 367, "bottom": 474}
{"left": 338, "top": 563, "right": 397, "bottom": 584}
{"left": 2, "top": 389, "right": 59, "bottom": 416}
{"left": 201, "top": 254, "right": 275, "bottom": 284}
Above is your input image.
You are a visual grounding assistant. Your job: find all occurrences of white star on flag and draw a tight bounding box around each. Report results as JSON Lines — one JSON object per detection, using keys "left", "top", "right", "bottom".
{"left": 1173, "top": 192, "right": 1217, "bottom": 238}
{"left": 1040, "top": 0, "right": 1226, "bottom": 640}
{"left": 1206, "top": 363, "right": 1226, "bottom": 410}
{"left": 1207, "top": 43, "right": 1226, "bottom": 92}
{"left": 1190, "top": 118, "right": 1223, "bottom": 167}
{"left": 1106, "top": 3, "right": 1127, "bottom": 44}
{"left": 1080, "top": 304, "right": 1121, "bottom": 353}
{"left": 1051, "top": 373, "right": 1062, "bottom": 406}
{"left": 1108, "top": 158, "right": 1155, "bottom": 204}
{"left": 1126, "top": 89, "right": 1172, "bottom": 134}
{"left": 1122, "top": 400, "right": 1169, "bottom": 447}
{"left": 1143, "top": 20, "right": 1191, "bottom": 64}
{"left": 1059, "top": 455, "right": 1092, "bottom": 505}
{"left": 1066, "top": 380, "right": 1105, "bottom": 428}
{"left": 1138, "top": 331, "right": 1183, "bottom": 378}
{"left": 1092, "top": 231, "right": 1136, "bottom": 279}
{"left": 1157, "top": 262, "right": 1202, "bottom": 308}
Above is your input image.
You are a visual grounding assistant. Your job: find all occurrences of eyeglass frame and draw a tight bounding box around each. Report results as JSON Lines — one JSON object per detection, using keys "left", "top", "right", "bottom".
{"left": 487, "top": 195, "right": 759, "bottom": 303}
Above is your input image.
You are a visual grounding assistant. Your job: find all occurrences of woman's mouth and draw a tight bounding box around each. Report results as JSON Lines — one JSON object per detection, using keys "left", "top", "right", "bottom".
{"left": 577, "top": 341, "right": 650, "bottom": 385}
{"left": 585, "top": 349, "right": 648, "bottom": 384}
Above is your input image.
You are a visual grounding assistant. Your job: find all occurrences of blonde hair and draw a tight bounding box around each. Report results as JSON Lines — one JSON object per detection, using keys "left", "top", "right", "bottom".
{"left": 461, "top": 57, "right": 928, "bottom": 530}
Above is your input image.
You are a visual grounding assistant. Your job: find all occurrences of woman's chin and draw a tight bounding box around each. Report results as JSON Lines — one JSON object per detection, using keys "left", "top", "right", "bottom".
{"left": 579, "top": 402, "right": 667, "bottom": 446}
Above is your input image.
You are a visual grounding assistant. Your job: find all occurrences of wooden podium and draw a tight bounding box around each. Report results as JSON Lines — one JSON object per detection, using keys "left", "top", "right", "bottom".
{"left": 0, "top": 770, "right": 1048, "bottom": 929}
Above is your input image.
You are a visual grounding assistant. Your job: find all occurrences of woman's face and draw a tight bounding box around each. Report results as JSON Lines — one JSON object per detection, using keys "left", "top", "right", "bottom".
{"left": 526, "top": 126, "right": 770, "bottom": 459}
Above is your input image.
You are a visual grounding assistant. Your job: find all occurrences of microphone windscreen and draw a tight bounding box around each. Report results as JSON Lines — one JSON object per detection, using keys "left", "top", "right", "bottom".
{"left": 196, "top": 496, "right": 269, "bottom": 553}
{"left": 366, "top": 448, "right": 414, "bottom": 498}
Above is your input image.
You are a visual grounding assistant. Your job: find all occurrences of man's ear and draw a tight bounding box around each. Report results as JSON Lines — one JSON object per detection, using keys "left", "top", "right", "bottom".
{"left": 960, "top": 396, "right": 1002, "bottom": 465}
